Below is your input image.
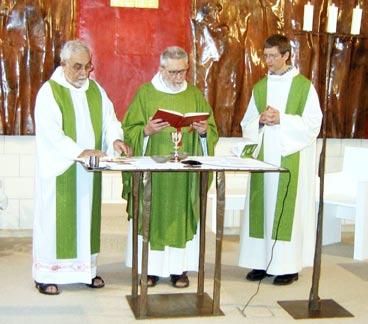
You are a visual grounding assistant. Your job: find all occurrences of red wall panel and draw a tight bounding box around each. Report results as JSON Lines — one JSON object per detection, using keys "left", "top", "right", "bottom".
{"left": 77, "top": 0, "right": 192, "bottom": 120}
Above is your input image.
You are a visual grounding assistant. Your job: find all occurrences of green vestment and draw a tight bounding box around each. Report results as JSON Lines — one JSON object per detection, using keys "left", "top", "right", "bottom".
{"left": 248, "top": 74, "right": 311, "bottom": 241}
{"left": 122, "top": 83, "right": 218, "bottom": 250}
{"left": 49, "top": 79, "right": 103, "bottom": 259}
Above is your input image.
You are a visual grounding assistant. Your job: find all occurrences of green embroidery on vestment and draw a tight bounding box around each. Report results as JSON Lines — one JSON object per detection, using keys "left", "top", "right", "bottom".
{"left": 49, "top": 79, "right": 103, "bottom": 258}
{"left": 248, "top": 74, "right": 311, "bottom": 241}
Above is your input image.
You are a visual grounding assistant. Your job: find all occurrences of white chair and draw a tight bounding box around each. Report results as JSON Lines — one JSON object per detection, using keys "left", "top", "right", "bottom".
{"left": 320, "top": 146, "right": 368, "bottom": 260}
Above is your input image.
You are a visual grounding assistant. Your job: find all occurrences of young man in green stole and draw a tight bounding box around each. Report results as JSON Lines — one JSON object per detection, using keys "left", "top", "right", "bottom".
{"left": 123, "top": 46, "right": 218, "bottom": 288}
{"left": 238, "top": 35, "right": 322, "bottom": 285}
{"left": 33, "top": 40, "right": 131, "bottom": 295}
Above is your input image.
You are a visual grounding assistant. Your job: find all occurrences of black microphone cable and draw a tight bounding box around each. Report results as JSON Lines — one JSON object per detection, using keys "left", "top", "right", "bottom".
{"left": 238, "top": 169, "right": 292, "bottom": 317}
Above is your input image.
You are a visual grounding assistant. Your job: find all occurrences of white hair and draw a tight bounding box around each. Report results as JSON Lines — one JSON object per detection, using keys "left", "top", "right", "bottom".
{"left": 160, "top": 46, "right": 188, "bottom": 67}
{"left": 60, "top": 39, "right": 91, "bottom": 61}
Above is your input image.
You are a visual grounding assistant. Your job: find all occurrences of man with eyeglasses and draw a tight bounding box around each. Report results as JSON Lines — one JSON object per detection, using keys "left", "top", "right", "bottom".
{"left": 237, "top": 34, "right": 322, "bottom": 285}
{"left": 122, "top": 46, "right": 218, "bottom": 288}
{"left": 32, "top": 39, "right": 132, "bottom": 295}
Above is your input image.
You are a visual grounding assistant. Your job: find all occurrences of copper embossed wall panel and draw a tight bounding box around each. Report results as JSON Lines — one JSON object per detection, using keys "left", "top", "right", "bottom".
{"left": 0, "top": 0, "right": 75, "bottom": 135}
{"left": 192, "top": 0, "right": 368, "bottom": 138}
{"left": 1, "top": 1, "right": 367, "bottom": 137}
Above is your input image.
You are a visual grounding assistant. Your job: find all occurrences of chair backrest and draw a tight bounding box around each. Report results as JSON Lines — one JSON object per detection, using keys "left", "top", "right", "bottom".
{"left": 342, "top": 146, "right": 368, "bottom": 181}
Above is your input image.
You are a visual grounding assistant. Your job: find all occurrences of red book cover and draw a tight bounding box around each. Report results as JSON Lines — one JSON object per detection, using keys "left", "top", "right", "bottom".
{"left": 152, "top": 108, "right": 209, "bottom": 128}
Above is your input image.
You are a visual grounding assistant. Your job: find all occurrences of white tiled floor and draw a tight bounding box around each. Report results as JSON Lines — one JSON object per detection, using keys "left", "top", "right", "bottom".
{"left": 0, "top": 204, "right": 367, "bottom": 323}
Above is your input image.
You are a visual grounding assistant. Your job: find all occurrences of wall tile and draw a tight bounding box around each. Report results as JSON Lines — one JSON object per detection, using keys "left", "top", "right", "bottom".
{"left": 19, "top": 199, "right": 34, "bottom": 228}
{"left": 0, "top": 199, "right": 20, "bottom": 228}
{"left": 4, "top": 136, "right": 36, "bottom": 154}
{"left": 4, "top": 177, "right": 34, "bottom": 199}
{"left": 326, "top": 139, "right": 342, "bottom": 157}
{"left": 341, "top": 138, "right": 362, "bottom": 148}
{"left": 0, "top": 136, "right": 365, "bottom": 230}
{"left": 19, "top": 155, "right": 35, "bottom": 177}
{"left": 325, "top": 156, "right": 343, "bottom": 173}
{"left": 215, "top": 137, "right": 244, "bottom": 156}
{"left": 0, "top": 136, "right": 4, "bottom": 154}
{"left": 0, "top": 155, "right": 20, "bottom": 177}
{"left": 361, "top": 139, "right": 368, "bottom": 148}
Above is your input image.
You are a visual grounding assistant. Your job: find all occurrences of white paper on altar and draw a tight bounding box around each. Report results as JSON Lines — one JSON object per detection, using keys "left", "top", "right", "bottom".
{"left": 78, "top": 156, "right": 284, "bottom": 172}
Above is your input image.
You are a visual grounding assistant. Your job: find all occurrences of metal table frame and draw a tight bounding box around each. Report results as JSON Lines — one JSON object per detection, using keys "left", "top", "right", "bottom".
{"left": 121, "top": 158, "right": 286, "bottom": 319}
{"left": 83, "top": 156, "right": 285, "bottom": 319}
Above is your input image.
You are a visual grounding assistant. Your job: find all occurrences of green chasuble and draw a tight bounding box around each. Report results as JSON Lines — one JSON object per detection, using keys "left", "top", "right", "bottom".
{"left": 49, "top": 79, "right": 103, "bottom": 259}
{"left": 248, "top": 74, "right": 311, "bottom": 241}
{"left": 122, "top": 83, "right": 219, "bottom": 250}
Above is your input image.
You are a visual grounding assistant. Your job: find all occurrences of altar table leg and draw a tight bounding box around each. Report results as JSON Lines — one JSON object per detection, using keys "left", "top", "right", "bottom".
{"left": 137, "top": 171, "right": 152, "bottom": 318}
{"left": 213, "top": 171, "right": 225, "bottom": 314}
{"left": 198, "top": 171, "right": 208, "bottom": 296}
{"left": 131, "top": 172, "right": 141, "bottom": 297}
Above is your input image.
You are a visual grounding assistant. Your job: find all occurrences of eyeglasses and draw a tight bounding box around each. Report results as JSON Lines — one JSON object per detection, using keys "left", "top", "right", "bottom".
{"left": 165, "top": 68, "right": 188, "bottom": 76}
{"left": 263, "top": 53, "right": 282, "bottom": 60}
{"left": 68, "top": 62, "right": 94, "bottom": 73}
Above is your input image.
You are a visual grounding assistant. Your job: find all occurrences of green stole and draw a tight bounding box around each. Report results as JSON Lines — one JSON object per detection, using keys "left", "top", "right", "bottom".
{"left": 248, "top": 74, "right": 310, "bottom": 241}
{"left": 48, "top": 79, "right": 103, "bottom": 259}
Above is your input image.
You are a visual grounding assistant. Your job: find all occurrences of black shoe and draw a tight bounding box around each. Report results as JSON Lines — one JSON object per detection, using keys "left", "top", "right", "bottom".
{"left": 170, "top": 272, "right": 189, "bottom": 288}
{"left": 245, "top": 269, "right": 269, "bottom": 281}
{"left": 140, "top": 275, "right": 159, "bottom": 287}
{"left": 35, "top": 281, "right": 60, "bottom": 295}
{"left": 273, "top": 273, "right": 298, "bottom": 285}
{"left": 86, "top": 276, "right": 105, "bottom": 289}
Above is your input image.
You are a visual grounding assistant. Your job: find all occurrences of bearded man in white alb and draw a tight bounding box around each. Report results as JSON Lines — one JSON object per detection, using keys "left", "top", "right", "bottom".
{"left": 238, "top": 34, "right": 322, "bottom": 285}
{"left": 33, "top": 40, "right": 131, "bottom": 295}
{"left": 123, "top": 46, "right": 218, "bottom": 288}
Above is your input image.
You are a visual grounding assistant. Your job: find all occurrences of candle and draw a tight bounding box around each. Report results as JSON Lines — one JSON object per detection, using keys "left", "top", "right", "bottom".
{"left": 327, "top": 3, "right": 338, "bottom": 33}
{"left": 303, "top": 1, "right": 314, "bottom": 31}
{"left": 351, "top": 5, "right": 363, "bottom": 35}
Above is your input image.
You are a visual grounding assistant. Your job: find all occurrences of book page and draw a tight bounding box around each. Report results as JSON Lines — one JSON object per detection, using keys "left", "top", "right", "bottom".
{"left": 183, "top": 112, "right": 210, "bottom": 117}
{"left": 157, "top": 108, "right": 183, "bottom": 117}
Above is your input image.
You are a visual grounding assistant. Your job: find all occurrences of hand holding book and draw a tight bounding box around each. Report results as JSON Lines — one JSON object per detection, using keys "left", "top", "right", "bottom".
{"left": 152, "top": 108, "right": 210, "bottom": 130}
{"left": 191, "top": 120, "right": 208, "bottom": 136}
{"left": 144, "top": 117, "right": 170, "bottom": 136}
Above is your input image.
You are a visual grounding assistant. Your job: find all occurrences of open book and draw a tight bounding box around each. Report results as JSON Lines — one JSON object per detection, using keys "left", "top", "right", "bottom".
{"left": 152, "top": 108, "right": 210, "bottom": 129}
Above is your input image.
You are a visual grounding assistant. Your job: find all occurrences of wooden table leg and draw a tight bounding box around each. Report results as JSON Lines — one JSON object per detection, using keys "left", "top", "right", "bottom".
{"left": 139, "top": 171, "right": 152, "bottom": 318}
{"left": 131, "top": 171, "right": 141, "bottom": 297}
{"left": 213, "top": 171, "right": 225, "bottom": 314}
{"left": 198, "top": 171, "right": 208, "bottom": 295}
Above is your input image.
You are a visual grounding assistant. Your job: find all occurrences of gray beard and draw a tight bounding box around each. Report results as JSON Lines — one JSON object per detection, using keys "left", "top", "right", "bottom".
{"left": 162, "top": 78, "right": 184, "bottom": 92}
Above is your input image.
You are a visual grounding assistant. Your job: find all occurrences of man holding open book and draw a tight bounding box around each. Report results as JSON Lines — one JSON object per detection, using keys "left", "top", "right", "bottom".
{"left": 122, "top": 46, "right": 218, "bottom": 288}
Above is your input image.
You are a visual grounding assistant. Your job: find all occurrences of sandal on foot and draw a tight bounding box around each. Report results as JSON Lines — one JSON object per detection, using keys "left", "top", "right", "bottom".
{"left": 140, "top": 275, "right": 159, "bottom": 287}
{"left": 35, "top": 281, "right": 60, "bottom": 295}
{"left": 86, "top": 276, "right": 105, "bottom": 289}
{"left": 170, "top": 273, "right": 189, "bottom": 288}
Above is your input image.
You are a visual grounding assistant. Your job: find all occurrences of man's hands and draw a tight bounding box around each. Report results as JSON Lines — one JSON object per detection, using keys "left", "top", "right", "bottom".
{"left": 192, "top": 120, "right": 208, "bottom": 136}
{"left": 113, "top": 139, "right": 133, "bottom": 157}
{"left": 144, "top": 117, "right": 169, "bottom": 136}
{"left": 144, "top": 117, "right": 208, "bottom": 136}
{"left": 78, "top": 149, "right": 106, "bottom": 158}
{"left": 77, "top": 140, "right": 133, "bottom": 159}
{"left": 259, "top": 106, "right": 280, "bottom": 126}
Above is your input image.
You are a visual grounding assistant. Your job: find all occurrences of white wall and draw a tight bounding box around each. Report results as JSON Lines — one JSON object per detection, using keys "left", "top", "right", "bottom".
{"left": 0, "top": 136, "right": 124, "bottom": 229}
{"left": 0, "top": 136, "right": 367, "bottom": 230}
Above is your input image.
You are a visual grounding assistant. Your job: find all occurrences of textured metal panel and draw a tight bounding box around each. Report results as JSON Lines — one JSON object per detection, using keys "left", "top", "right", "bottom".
{"left": 0, "top": 0, "right": 76, "bottom": 135}
{"left": 192, "top": 0, "right": 368, "bottom": 138}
